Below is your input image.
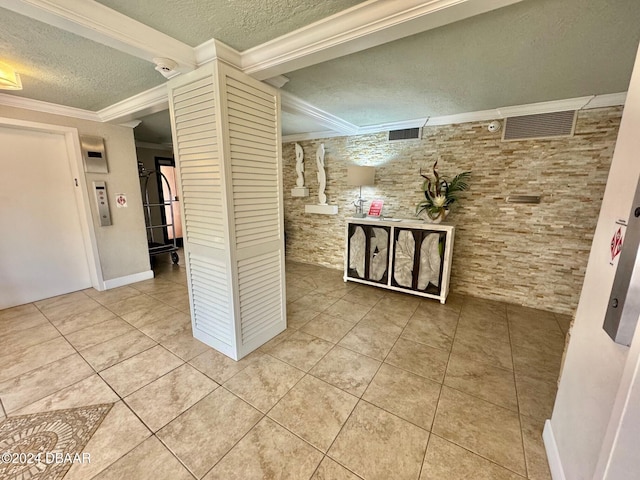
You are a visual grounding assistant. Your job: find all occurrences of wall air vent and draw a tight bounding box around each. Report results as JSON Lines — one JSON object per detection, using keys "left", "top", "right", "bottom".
{"left": 503, "top": 110, "right": 577, "bottom": 141}
{"left": 388, "top": 127, "right": 421, "bottom": 141}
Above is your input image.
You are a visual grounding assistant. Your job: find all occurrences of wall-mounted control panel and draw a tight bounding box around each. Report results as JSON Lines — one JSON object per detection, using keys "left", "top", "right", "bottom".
{"left": 93, "top": 181, "right": 112, "bottom": 227}
{"left": 81, "top": 136, "right": 108, "bottom": 173}
{"left": 603, "top": 178, "right": 640, "bottom": 346}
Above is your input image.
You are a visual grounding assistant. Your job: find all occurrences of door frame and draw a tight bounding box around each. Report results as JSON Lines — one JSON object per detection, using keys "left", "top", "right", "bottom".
{"left": 0, "top": 116, "right": 104, "bottom": 290}
{"left": 154, "top": 156, "right": 183, "bottom": 247}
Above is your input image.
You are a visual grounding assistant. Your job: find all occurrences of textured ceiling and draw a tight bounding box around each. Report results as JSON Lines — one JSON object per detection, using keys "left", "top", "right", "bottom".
{"left": 95, "top": 0, "right": 365, "bottom": 50}
{"left": 282, "top": 0, "right": 640, "bottom": 126}
{"left": 0, "top": 7, "right": 164, "bottom": 111}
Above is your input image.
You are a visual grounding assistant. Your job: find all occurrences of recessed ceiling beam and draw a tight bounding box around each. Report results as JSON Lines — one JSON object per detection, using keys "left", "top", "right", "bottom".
{"left": 1, "top": 0, "right": 196, "bottom": 71}
{"left": 241, "top": 0, "right": 526, "bottom": 80}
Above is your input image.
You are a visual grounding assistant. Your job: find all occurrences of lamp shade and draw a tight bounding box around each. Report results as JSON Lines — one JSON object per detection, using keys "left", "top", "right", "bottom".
{"left": 347, "top": 166, "right": 375, "bottom": 187}
{"left": 0, "top": 61, "right": 22, "bottom": 90}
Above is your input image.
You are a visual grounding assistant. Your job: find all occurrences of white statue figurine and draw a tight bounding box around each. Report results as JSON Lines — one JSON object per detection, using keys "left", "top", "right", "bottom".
{"left": 316, "top": 143, "right": 327, "bottom": 205}
{"left": 295, "top": 143, "right": 304, "bottom": 188}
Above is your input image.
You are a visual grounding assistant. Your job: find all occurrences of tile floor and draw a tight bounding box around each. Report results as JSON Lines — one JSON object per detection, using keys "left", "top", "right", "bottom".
{"left": 0, "top": 257, "right": 571, "bottom": 480}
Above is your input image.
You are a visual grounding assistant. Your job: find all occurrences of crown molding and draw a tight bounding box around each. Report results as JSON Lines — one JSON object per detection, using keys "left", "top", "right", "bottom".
{"left": 194, "top": 39, "right": 242, "bottom": 68}
{"left": 0, "top": 92, "right": 100, "bottom": 121}
{"left": 98, "top": 84, "right": 169, "bottom": 123}
{"left": 497, "top": 96, "right": 595, "bottom": 118}
{"left": 583, "top": 92, "right": 627, "bottom": 110}
{"left": 119, "top": 120, "right": 141, "bottom": 128}
{"left": 240, "top": 0, "right": 525, "bottom": 80}
{"left": 263, "top": 75, "right": 290, "bottom": 89}
{"left": 280, "top": 91, "right": 359, "bottom": 135}
{"left": 282, "top": 130, "right": 345, "bottom": 143}
{"left": 135, "top": 140, "right": 173, "bottom": 151}
{"left": 3, "top": 0, "right": 195, "bottom": 70}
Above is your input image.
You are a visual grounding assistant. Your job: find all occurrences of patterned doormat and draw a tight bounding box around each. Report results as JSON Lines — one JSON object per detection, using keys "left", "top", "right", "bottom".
{"left": 0, "top": 403, "right": 112, "bottom": 480}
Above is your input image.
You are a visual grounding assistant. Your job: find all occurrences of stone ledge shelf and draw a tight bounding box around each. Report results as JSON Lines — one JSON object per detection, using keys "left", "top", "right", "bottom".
{"left": 291, "top": 187, "right": 309, "bottom": 197}
{"left": 305, "top": 204, "right": 338, "bottom": 215}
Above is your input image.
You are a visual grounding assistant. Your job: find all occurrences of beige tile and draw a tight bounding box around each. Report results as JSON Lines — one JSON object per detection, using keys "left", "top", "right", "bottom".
{"left": 444, "top": 354, "right": 517, "bottom": 410}
{"left": 0, "top": 336, "right": 75, "bottom": 383}
{"left": 106, "top": 293, "right": 161, "bottom": 316}
{"left": 14, "top": 374, "right": 119, "bottom": 415}
{"left": 455, "top": 312, "right": 510, "bottom": 343}
{"left": 37, "top": 293, "right": 101, "bottom": 323}
{"left": 451, "top": 331, "right": 513, "bottom": 371}
{"left": 515, "top": 374, "right": 557, "bottom": 421}
{"left": 149, "top": 290, "right": 191, "bottom": 312}
{"left": 65, "top": 317, "right": 135, "bottom": 350}
{"left": 159, "top": 329, "right": 209, "bottom": 361}
{"left": 324, "top": 299, "right": 372, "bottom": 323}
{"left": 48, "top": 304, "right": 117, "bottom": 335}
{"left": 34, "top": 290, "right": 88, "bottom": 310}
{"left": 64, "top": 401, "right": 151, "bottom": 480}
{"left": 338, "top": 323, "right": 398, "bottom": 360}
{"left": 555, "top": 313, "right": 573, "bottom": 335}
{"left": 301, "top": 313, "right": 355, "bottom": 343}
{"left": 203, "top": 417, "right": 323, "bottom": 480}
{"left": 311, "top": 457, "right": 362, "bottom": 480}
{"left": 268, "top": 330, "right": 334, "bottom": 371}
{"left": 0, "top": 354, "right": 93, "bottom": 413}
{"left": 128, "top": 277, "right": 177, "bottom": 295}
{"left": 85, "top": 285, "right": 143, "bottom": 306}
{"left": 385, "top": 338, "right": 449, "bottom": 383}
{"left": 402, "top": 310, "right": 458, "bottom": 351}
{"left": 420, "top": 435, "right": 524, "bottom": 480}
{"left": 512, "top": 342, "right": 563, "bottom": 384}
{"left": 0, "top": 306, "right": 49, "bottom": 336}
{"left": 93, "top": 436, "right": 193, "bottom": 480}
{"left": 310, "top": 346, "right": 381, "bottom": 397}
{"left": 509, "top": 323, "right": 566, "bottom": 357}
{"left": 138, "top": 310, "right": 191, "bottom": 342}
{"left": 0, "top": 322, "right": 61, "bottom": 357}
{"left": 269, "top": 375, "right": 358, "bottom": 452}
{"left": 341, "top": 285, "right": 385, "bottom": 308}
{"left": 80, "top": 330, "right": 157, "bottom": 371}
{"left": 259, "top": 328, "right": 295, "bottom": 352}
{"left": 290, "top": 292, "right": 339, "bottom": 313}
{"left": 376, "top": 293, "right": 420, "bottom": 317}
{"left": 507, "top": 304, "right": 556, "bottom": 324}
{"left": 464, "top": 296, "right": 507, "bottom": 320}
{"left": 120, "top": 302, "right": 181, "bottom": 329}
{"left": 521, "top": 414, "right": 553, "bottom": 480}
{"left": 357, "top": 309, "right": 406, "bottom": 336}
{"left": 224, "top": 355, "right": 304, "bottom": 412}
{"left": 287, "top": 307, "right": 320, "bottom": 329}
{"left": 432, "top": 386, "right": 526, "bottom": 475}
{"left": 100, "top": 345, "right": 183, "bottom": 397}
{"left": 158, "top": 388, "right": 262, "bottom": 479}
{"left": 363, "top": 363, "right": 441, "bottom": 430}
{"left": 125, "top": 363, "right": 217, "bottom": 432}
{"left": 189, "top": 347, "right": 264, "bottom": 384}
{"left": 329, "top": 401, "right": 429, "bottom": 480}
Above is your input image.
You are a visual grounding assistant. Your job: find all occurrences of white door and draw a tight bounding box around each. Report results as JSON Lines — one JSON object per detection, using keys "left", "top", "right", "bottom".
{"left": 0, "top": 126, "right": 92, "bottom": 309}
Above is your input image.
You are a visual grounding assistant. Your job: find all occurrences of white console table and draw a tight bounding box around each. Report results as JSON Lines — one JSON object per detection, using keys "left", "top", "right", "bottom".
{"left": 344, "top": 218, "right": 455, "bottom": 303}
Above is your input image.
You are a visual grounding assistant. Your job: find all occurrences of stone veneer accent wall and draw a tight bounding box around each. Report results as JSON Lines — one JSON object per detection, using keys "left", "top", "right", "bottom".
{"left": 283, "top": 107, "right": 622, "bottom": 314}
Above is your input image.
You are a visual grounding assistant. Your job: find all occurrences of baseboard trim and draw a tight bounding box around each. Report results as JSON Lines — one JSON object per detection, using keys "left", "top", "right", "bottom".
{"left": 543, "top": 419, "right": 567, "bottom": 480}
{"left": 102, "top": 270, "right": 154, "bottom": 289}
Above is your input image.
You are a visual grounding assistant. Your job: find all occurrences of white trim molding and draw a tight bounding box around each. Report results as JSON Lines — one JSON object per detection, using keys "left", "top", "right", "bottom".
{"left": 241, "top": 0, "right": 526, "bottom": 80}
{"left": 281, "top": 91, "right": 359, "bottom": 135}
{"left": 0, "top": 92, "right": 100, "bottom": 121}
{"left": 102, "top": 270, "right": 154, "bottom": 290}
{"left": 543, "top": 420, "right": 567, "bottom": 480}
{"left": 2, "top": 0, "right": 196, "bottom": 71}
{"left": 195, "top": 39, "right": 242, "bottom": 68}
{"left": 98, "top": 84, "right": 169, "bottom": 123}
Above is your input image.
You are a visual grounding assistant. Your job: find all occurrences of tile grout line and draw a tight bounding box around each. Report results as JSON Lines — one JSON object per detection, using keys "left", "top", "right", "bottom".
{"left": 506, "top": 306, "right": 530, "bottom": 480}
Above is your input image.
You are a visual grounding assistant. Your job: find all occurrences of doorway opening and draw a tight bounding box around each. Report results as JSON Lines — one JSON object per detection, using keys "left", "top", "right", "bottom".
{"left": 155, "top": 157, "right": 183, "bottom": 248}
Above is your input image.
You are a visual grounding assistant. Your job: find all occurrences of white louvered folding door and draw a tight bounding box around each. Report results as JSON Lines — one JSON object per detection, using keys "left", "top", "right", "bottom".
{"left": 167, "top": 61, "right": 285, "bottom": 360}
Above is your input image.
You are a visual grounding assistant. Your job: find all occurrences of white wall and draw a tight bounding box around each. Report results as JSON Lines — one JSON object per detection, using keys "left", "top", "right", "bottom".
{"left": 548, "top": 41, "right": 640, "bottom": 479}
{"left": 0, "top": 105, "right": 150, "bottom": 283}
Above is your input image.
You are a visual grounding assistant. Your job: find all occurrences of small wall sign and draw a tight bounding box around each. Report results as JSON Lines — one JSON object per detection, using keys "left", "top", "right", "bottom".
{"left": 115, "top": 193, "right": 128, "bottom": 208}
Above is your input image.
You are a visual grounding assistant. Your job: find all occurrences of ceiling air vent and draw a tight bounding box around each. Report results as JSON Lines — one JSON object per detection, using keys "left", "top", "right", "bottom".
{"left": 503, "top": 110, "right": 577, "bottom": 141}
{"left": 388, "top": 127, "right": 421, "bottom": 141}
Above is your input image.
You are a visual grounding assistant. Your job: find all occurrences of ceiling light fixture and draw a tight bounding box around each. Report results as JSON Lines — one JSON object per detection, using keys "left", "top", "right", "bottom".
{"left": 0, "top": 61, "right": 22, "bottom": 90}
